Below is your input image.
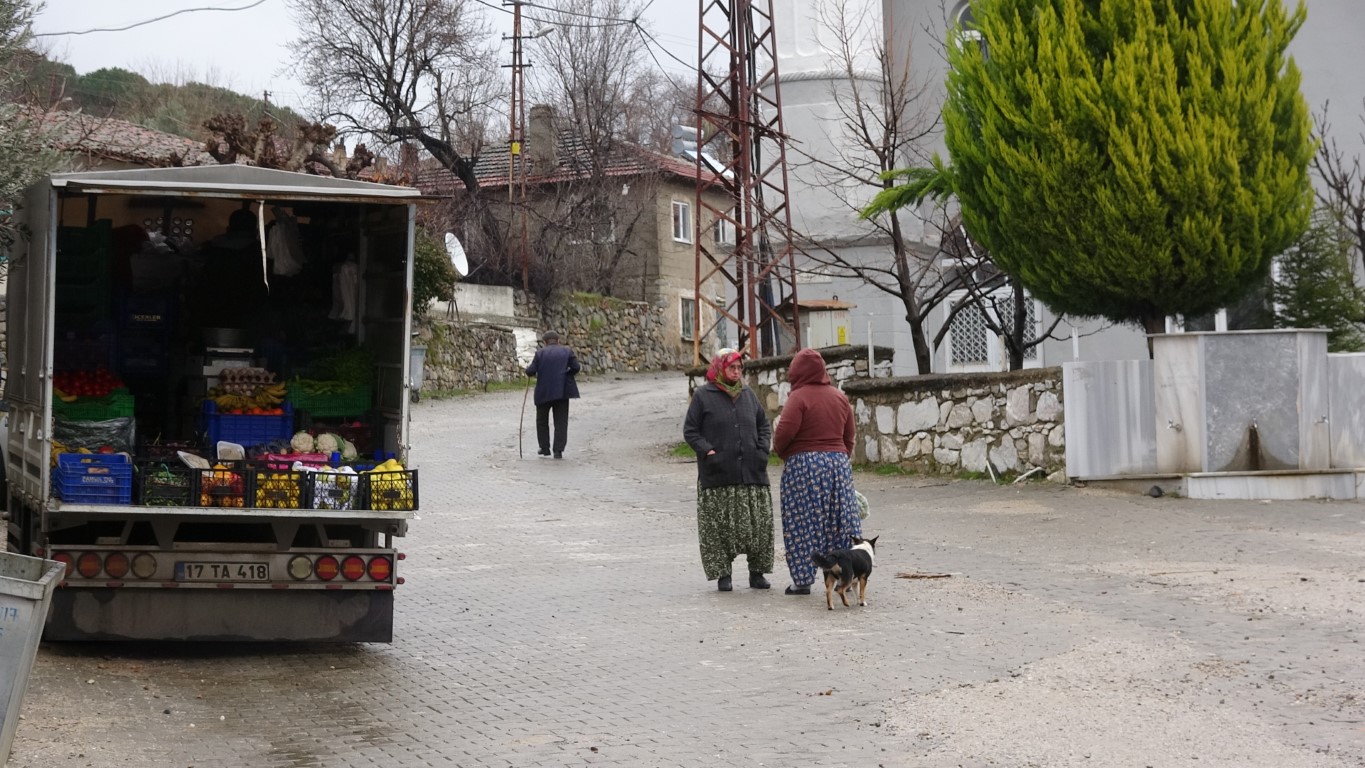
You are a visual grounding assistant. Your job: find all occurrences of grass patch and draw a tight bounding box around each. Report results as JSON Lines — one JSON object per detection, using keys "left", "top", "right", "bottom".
{"left": 424, "top": 378, "right": 531, "bottom": 400}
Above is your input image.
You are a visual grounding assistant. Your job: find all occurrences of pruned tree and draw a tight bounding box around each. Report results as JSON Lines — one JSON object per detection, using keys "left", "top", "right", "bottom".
{"left": 201, "top": 113, "right": 375, "bottom": 178}
{"left": 286, "top": 0, "right": 507, "bottom": 273}
{"left": 0, "top": 0, "right": 64, "bottom": 252}
{"left": 866, "top": 0, "right": 1316, "bottom": 340}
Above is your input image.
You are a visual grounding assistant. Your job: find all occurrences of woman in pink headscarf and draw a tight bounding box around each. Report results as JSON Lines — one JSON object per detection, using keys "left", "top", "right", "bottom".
{"left": 682, "top": 349, "right": 774, "bottom": 592}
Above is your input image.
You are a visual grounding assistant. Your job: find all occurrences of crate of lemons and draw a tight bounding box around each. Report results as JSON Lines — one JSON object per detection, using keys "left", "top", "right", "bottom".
{"left": 254, "top": 468, "right": 307, "bottom": 509}
{"left": 362, "top": 459, "right": 416, "bottom": 511}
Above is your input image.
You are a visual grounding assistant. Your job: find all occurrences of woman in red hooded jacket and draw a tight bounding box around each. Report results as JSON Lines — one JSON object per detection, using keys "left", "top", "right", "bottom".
{"left": 771, "top": 348, "right": 861, "bottom": 595}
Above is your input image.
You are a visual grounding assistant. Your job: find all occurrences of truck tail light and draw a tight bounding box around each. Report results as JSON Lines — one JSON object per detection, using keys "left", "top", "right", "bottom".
{"left": 53, "top": 552, "right": 74, "bottom": 580}
{"left": 287, "top": 556, "right": 313, "bottom": 580}
{"left": 131, "top": 554, "right": 157, "bottom": 579}
{"left": 76, "top": 552, "right": 102, "bottom": 579}
{"left": 367, "top": 556, "right": 392, "bottom": 582}
{"left": 103, "top": 552, "right": 130, "bottom": 579}
{"left": 340, "top": 556, "right": 365, "bottom": 582}
{"left": 314, "top": 555, "right": 339, "bottom": 581}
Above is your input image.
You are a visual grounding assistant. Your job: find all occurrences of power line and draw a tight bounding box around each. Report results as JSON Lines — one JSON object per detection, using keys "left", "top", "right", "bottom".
{"left": 34, "top": 0, "right": 269, "bottom": 37}
{"left": 471, "top": 0, "right": 634, "bottom": 30}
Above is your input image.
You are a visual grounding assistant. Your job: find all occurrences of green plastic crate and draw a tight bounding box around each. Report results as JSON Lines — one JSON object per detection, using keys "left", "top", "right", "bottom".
{"left": 53, "top": 389, "right": 134, "bottom": 421}
{"left": 287, "top": 385, "right": 372, "bottom": 418}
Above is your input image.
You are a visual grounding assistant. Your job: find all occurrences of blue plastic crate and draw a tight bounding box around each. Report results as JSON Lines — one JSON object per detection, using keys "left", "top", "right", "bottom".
{"left": 54, "top": 453, "right": 133, "bottom": 504}
{"left": 202, "top": 401, "right": 293, "bottom": 450}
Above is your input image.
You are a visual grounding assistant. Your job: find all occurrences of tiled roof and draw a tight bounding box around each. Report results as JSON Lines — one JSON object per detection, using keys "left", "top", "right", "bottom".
{"left": 413, "top": 131, "right": 721, "bottom": 196}
{"left": 41, "top": 110, "right": 216, "bottom": 166}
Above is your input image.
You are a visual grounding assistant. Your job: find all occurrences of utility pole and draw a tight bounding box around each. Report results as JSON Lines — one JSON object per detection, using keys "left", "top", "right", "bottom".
{"left": 504, "top": 0, "right": 531, "bottom": 290}
{"left": 691, "top": 0, "right": 800, "bottom": 363}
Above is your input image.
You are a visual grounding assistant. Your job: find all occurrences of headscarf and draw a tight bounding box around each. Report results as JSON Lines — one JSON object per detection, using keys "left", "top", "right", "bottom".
{"left": 705, "top": 348, "right": 744, "bottom": 399}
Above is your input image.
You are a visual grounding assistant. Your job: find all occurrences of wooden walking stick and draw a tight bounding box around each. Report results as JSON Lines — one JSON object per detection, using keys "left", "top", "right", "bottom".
{"left": 518, "top": 375, "right": 531, "bottom": 458}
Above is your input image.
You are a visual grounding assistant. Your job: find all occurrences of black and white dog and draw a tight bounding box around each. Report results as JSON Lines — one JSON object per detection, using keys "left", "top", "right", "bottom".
{"left": 811, "top": 536, "right": 878, "bottom": 610}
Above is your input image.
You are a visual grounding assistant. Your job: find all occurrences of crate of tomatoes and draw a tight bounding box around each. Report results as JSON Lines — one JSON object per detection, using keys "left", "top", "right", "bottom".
{"left": 53, "top": 369, "right": 133, "bottom": 421}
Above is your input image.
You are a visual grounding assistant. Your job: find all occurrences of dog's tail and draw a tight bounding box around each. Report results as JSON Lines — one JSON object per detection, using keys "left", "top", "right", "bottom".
{"left": 811, "top": 552, "right": 838, "bottom": 571}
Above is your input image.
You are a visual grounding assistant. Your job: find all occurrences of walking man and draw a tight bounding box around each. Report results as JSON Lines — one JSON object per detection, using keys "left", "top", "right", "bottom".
{"left": 525, "top": 330, "right": 580, "bottom": 458}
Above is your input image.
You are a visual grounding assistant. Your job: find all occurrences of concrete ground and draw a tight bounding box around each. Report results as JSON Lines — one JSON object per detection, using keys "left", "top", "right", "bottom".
{"left": 8, "top": 371, "right": 1365, "bottom": 767}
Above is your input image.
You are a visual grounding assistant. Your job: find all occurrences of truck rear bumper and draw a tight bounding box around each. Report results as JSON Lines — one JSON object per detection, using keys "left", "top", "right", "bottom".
{"left": 44, "top": 587, "right": 394, "bottom": 642}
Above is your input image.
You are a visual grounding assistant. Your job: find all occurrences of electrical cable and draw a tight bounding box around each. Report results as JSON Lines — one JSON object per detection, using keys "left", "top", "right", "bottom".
{"left": 34, "top": 0, "right": 268, "bottom": 37}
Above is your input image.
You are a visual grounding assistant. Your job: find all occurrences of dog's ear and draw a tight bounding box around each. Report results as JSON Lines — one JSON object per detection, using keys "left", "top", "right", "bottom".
{"left": 865, "top": 536, "right": 878, "bottom": 550}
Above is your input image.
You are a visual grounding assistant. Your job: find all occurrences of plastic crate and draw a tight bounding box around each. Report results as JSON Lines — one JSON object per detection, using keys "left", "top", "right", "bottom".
{"left": 305, "top": 467, "right": 361, "bottom": 510}
{"left": 249, "top": 465, "right": 309, "bottom": 509}
{"left": 287, "top": 385, "right": 373, "bottom": 418}
{"left": 53, "top": 389, "right": 134, "bottom": 421}
{"left": 360, "top": 469, "right": 418, "bottom": 511}
{"left": 53, "top": 453, "right": 133, "bottom": 505}
{"left": 136, "top": 460, "right": 197, "bottom": 507}
{"left": 202, "top": 401, "right": 293, "bottom": 450}
{"left": 259, "top": 453, "right": 330, "bottom": 470}
{"left": 194, "top": 461, "right": 250, "bottom": 508}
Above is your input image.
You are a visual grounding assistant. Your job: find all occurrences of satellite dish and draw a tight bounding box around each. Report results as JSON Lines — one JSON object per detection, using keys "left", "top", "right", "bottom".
{"left": 444, "top": 232, "right": 468, "bottom": 277}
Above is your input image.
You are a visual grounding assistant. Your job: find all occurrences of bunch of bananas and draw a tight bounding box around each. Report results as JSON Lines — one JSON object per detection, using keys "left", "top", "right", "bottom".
{"left": 210, "top": 382, "right": 287, "bottom": 413}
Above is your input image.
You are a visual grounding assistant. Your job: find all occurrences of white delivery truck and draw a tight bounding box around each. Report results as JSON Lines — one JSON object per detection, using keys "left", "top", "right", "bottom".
{"left": 3, "top": 165, "right": 422, "bottom": 641}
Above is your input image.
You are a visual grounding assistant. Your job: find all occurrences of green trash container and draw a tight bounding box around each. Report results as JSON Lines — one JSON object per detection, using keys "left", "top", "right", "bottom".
{"left": 0, "top": 553, "right": 64, "bottom": 763}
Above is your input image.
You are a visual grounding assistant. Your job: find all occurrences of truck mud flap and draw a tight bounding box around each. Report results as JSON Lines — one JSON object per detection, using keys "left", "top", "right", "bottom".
{"left": 42, "top": 589, "right": 394, "bottom": 643}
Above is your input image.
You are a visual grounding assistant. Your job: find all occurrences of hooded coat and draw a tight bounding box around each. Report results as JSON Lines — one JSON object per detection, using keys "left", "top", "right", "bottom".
{"left": 772, "top": 348, "right": 855, "bottom": 459}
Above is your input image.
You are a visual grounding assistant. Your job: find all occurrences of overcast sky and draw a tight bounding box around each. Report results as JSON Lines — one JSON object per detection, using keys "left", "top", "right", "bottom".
{"left": 31, "top": 0, "right": 698, "bottom": 112}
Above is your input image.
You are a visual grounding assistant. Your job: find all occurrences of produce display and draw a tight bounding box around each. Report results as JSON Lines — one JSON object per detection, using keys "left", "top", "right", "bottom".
{"left": 254, "top": 470, "right": 304, "bottom": 508}
{"left": 364, "top": 459, "right": 416, "bottom": 511}
{"left": 288, "top": 430, "right": 359, "bottom": 462}
{"left": 53, "top": 368, "right": 125, "bottom": 400}
{"left": 209, "top": 367, "right": 287, "bottom": 415}
{"left": 198, "top": 463, "right": 247, "bottom": 507}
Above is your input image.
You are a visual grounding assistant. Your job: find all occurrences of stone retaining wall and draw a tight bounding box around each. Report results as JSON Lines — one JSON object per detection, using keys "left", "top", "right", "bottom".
{"left": 415, "top": 291, "right": 673, "bottom": 393}
{"left": 843, "top": 368, "right": 1066, "bottom": 478}
{"left": 684, "top": 350, "right": 1067, "bottom": 480}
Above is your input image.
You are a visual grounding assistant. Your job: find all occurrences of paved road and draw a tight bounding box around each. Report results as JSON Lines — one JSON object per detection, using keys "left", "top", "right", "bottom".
{"left": 10, "top": 372, "right": 1365, "bottom": 767}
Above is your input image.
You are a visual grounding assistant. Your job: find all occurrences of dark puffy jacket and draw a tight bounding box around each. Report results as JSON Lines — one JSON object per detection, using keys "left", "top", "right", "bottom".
{"left": 683, "top": 383, "right": 771, "bottom": 489}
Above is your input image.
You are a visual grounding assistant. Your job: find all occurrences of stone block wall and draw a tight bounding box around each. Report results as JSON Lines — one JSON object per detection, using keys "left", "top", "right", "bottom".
{"left": 413, "top": 291, "right": 674, "bottom": 394}
{"left": 843, "top": 368, "right": 1065, "bottom": 477}
{"left": 538, "top": 293, "right": 670, "bottom": 373}
{"left": 413, "top": 321, "right": 525, "bottom": 392}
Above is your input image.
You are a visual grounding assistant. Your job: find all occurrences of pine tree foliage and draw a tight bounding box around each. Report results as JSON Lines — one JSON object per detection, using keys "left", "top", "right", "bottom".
{"left": 935, "top": 0, "right": 1315, "bottom": 333}
{"left": 1272, "top": 210, "right": 1365, "bottom": 352}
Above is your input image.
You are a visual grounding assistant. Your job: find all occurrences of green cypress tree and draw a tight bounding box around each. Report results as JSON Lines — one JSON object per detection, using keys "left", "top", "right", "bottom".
{"left": 870, "top": 0, "right": 1315, "bottom": 336}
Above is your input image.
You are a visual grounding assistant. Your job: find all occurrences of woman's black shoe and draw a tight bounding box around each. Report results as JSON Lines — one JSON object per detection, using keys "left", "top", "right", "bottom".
{"left": 717, "top": 575, "right": 733, "bottom": 592}
{"left": 749, "top": 572, "right": 770, "bottom": 589}
{"left": 784, "top": 585, "right": 810, "bottom": 595}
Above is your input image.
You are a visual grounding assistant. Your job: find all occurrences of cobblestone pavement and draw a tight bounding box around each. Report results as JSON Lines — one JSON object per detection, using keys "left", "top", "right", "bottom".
{"left": 9, "top": 371, "right": 1365, "bottom": 767}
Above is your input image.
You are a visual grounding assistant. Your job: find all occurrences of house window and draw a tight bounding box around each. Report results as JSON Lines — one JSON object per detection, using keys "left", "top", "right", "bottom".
{"left": 713, "top": 210, "right": 735, "bottom": 246}
{"left": 680, "top": 296, "right": 697, "bottom": 341}
{"left": 672, "top": 200, "right": 693, "bottom": 243}
{"left": 945, "top": 289, "right": 1040, "bottom": 371}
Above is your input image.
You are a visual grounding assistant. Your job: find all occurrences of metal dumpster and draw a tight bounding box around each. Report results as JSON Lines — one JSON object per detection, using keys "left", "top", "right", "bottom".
{"left": 0, "top": 553, "right": 64, "bottom": 763}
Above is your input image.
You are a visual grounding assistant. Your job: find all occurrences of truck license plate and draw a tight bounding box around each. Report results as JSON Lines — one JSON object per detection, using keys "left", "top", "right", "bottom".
{"left": 175, "top": 562, "right": 270, "bottom": 582}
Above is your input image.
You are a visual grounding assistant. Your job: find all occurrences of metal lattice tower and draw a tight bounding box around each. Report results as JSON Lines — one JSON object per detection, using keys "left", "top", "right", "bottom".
{"left": 691, "top": 0, "right": 800, "bottom": 363}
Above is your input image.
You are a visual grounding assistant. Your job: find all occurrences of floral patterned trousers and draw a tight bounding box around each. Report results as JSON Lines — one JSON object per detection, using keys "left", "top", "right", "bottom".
{"left": 780, "top": 451, "right": 861, "bottom": 588}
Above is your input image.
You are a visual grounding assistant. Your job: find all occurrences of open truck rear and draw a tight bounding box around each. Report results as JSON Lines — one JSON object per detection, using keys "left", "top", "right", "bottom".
{"left": 4, "top": 165, "right": 421, "bottom": 641}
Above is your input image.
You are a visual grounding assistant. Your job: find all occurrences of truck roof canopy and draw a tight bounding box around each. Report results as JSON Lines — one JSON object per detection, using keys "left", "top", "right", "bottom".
{"left": 48, "top": 164, "right": 422, "bottom": 203}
